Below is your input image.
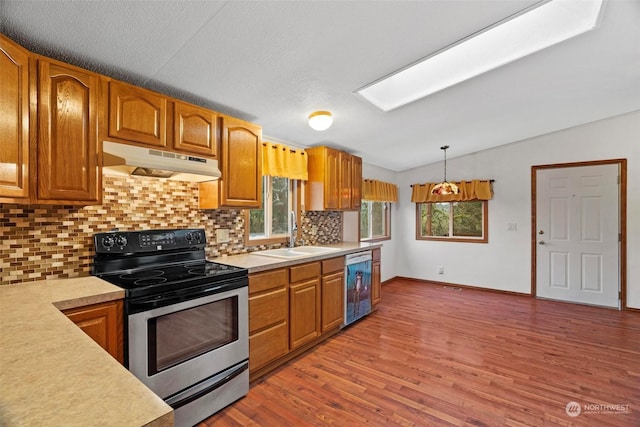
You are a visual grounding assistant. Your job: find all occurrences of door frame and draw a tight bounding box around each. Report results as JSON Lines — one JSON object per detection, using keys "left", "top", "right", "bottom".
{"left": 531, "top": 159, "right": 628, "bottom": 309}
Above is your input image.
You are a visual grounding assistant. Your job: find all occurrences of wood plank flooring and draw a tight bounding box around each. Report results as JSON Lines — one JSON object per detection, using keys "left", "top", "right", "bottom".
{"left": 201, "top": 279, "right": 640, "bottom": 426}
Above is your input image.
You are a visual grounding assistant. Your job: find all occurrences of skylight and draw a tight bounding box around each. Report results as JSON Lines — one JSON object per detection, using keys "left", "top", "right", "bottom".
{"left": 355, "top": 0, "right": 604, "bottom": 112}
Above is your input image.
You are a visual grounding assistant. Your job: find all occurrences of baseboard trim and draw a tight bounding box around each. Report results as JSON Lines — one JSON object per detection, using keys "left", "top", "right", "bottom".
{"left": 391, "top": 276, "right": 530, "bottom": 297}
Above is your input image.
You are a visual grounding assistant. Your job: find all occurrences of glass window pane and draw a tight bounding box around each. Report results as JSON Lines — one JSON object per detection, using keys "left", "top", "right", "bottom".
{"left": 452, "top": 201, "right": 483, "bottom": 237}
{"left": 430, "top": 202, "right": 450, "bottom": 237}
{"left": 271, "top": 176, "right": 289, "bottom": 235}
{"left": 360, "top": 202, "right": 370, "bottom": 239}
{"left": 372, "top": 202, "right": 384, "bottom": 237}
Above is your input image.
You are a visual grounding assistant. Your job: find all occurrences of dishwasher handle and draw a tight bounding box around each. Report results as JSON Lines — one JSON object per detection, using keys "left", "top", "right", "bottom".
{"left": 345, "top": 251, "right": 372, "bottom": 265}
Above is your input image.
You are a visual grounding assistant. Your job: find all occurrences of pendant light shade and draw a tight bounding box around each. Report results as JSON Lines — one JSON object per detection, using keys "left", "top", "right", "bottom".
{"left": 432, "top": 145, "right": 459, "bottom": 195}
{"left": 308, "top": 111, "right": 333, "bottom": 131}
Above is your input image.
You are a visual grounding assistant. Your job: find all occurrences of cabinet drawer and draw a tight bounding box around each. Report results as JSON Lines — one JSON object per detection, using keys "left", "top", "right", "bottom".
{"left": 249, "top": 268, "right": 287, "bottom": 295}
{"left": 289, "top": 262, "right": 321, "bottom": 283}
{"left": 249, "top": 323, "right": 288, "bottom": 372}
{"left": 249, "top": 288, "right": 287, "bottom": 334}
{"left": 322, "top": 256, "right": 344, "bottom": 274}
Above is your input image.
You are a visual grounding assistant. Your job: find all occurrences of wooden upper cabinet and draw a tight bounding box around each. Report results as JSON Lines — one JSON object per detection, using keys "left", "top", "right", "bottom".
{"left": 108, "top": 80, "right": 167, "bottom": 148}
{"left": 0, "top": 35, "right": 30, "bottom": 202}
{"left": 307, "top": 146, "right": 362, "bottom": 211}
{"left": 37, "top": 59, "right": 100, "bottom": 204}
{"left": 174, "top": 101, "right": 217, "bottom": 157}
{"left": 339, "top": 151, "right": 352, "bottom": 210}
{"left": 351, "top": 155, "right": 362, "bottom": 210}
{"left": 306, "top": 146, "right": 340, "bottom": 211}
{"left": 218, "top": 115, "right": 262, "bottom": 208}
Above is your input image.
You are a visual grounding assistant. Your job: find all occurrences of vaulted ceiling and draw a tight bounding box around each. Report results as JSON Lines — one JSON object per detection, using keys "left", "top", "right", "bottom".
{"left": 1, "top": 0, "right": 638, "bottom": 171}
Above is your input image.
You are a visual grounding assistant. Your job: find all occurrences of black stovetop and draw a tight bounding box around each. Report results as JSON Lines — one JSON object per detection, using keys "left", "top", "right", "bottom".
{"left": 92, "top": 228, "right": 247, "bottom": 299}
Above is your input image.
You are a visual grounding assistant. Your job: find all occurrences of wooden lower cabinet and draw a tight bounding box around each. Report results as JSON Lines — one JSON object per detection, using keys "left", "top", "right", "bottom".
{"left": 288, "top": 262, "right": 321, "bottom": 350}
{"left": 321, "top": 257, "right": 345, "bottom": 332}
{"left": 62, "top": 300, "right": 123, "bottom": 364}
{"left": 289, "top": 278, "right": 321, "bottom": 349}
{"left": 249, "top": 258, "right": 347, "bottom": 381}
{"left": 372, "top": 248, "right": 381, "bottom": 307}
{"left": 248, "top": 269, "right": 289, "bottom": 373}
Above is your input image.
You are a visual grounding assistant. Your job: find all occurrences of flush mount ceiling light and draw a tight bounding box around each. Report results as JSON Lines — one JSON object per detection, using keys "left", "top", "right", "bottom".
{"left": 308, "top": 111, "right": 333, "bottom": 131}
{"left": 432, "top": 145, "right": 459, "bottom": 195}
{"left": 355, "top": 0, "right": 604, "bottom": 112}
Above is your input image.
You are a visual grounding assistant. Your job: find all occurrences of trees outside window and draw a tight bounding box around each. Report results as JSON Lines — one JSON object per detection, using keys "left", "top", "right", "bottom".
{"left": 247, "top": 176, "right": 291, "bottom": 244}
{"left": 416, "top": 200, "right": 487, "bottom": 243}
{"left": 361, "top": 201, "right": 390, "bottom": 242}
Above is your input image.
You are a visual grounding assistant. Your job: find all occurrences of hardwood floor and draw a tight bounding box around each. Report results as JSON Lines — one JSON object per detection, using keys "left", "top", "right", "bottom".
{"left": 201, "top": 279, "right": 640, "bottom": 426}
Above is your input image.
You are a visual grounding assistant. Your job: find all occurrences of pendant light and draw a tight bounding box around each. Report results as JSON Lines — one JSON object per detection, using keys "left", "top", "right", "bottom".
{"left": 308, "top": 111, "right": 333, "bottom": 131}
{"left": 432, "top": 145, "right": 459, "bottom": 195}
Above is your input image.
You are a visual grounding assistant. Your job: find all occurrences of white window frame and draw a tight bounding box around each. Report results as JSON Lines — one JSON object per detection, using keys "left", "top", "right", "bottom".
{"left": 246, "top": 176, "right": 292, "bottom": 245}
{"left": 360, "top": 201, "right": 391, "bottom": 242}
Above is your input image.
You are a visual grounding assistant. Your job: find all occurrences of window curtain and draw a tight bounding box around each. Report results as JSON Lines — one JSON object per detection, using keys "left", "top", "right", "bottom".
{"left": 410, "top": 180, "right": 493, "bottom": 202}
{"left": 362, "top": 179, "right": 398, "bottom": 202}
{"left": 262, "top": 142, "right": 308, "bottom": 180}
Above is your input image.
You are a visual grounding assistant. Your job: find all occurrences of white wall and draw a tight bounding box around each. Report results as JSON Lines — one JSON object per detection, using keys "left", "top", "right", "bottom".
{"left": 395, "top": 111, "right": 640, "bottom": 308}
{"left": 361, "top": 163, "right": 399, "bottom": 283}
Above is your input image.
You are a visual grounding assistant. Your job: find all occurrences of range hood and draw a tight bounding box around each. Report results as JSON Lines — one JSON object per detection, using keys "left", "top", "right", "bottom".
{"left": 102, "top": 141, "right": 221, "bottom": 182}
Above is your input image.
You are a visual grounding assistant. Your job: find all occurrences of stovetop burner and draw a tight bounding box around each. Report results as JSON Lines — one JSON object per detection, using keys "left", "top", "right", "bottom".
{"left": 98, "top": 260, "right": 247, "bottom": 297}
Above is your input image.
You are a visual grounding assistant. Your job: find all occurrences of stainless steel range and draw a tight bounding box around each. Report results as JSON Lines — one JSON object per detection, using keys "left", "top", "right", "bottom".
{"left": 92, "top": 228, "right": 248, "bottom": 427}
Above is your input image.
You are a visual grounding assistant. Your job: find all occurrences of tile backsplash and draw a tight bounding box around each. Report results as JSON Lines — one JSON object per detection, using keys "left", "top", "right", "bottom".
{"left": 1, "top": 175, "right": 342, "bottom": 285}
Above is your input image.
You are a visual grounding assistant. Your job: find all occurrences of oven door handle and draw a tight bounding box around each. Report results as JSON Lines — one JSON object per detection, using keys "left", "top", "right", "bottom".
{"left": 165, "top": 361, "right": 248, "bottom": 410}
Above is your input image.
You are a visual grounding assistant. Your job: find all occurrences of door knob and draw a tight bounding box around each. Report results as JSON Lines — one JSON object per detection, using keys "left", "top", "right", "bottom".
{"left": 538, "top": 230, "right": 544, "bottom": 235}
{"left": 538, "top": 240, "right": 545, "bottom": 245}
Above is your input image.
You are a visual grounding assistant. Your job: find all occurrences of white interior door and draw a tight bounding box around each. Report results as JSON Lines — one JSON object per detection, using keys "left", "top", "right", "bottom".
{"left": 535, "top": 164, "right": 620, "bottom": 308}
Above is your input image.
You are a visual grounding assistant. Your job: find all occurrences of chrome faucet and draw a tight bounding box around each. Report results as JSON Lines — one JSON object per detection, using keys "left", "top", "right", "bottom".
{"left": 290, "top": 210, "right": 297, "bottom": 248}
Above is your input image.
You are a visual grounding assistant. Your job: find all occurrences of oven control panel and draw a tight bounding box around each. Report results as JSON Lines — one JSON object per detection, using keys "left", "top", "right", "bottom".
{"left": 94, "top": 228, "right": 206, "bottom": 253}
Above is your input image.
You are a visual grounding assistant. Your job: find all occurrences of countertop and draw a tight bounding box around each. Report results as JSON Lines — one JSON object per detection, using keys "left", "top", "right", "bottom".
{"left": 210, "top": 242, "right": 382, "bottom": 273}
{"left": 0, "top": 243, "right": 380, "bottom": 426}
{"left": 0, "top": 277, "right": 173, "bottom": 427}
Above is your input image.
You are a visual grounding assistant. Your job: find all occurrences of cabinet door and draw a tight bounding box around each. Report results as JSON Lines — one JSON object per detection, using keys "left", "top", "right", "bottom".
{"left": 322, "top": 270, "right": 344, "bottom": 332}
{"left": 372, "top": 261, "right": 381, "bottom": 306}
{"left": 219, "top": 116, "right": 262, "bottom": 208}
{"left": 339, "top": 152, "right": 352, "bottom": 210}
{"left": 0, "top": 36, "right": 30, "bottom": 201}
{"left": 289, "top": 278, "right": 320, "bottom": 350}
{"left": 249, "top": 269, "right": 289, "bottom": 373}
{"left": 63, "top": 300, "right": 124, "bottom": 364}
{"left": 37, "top": 60, "right": 100, "bottom": 203}
{"left": 174, "top": 101, "right": 217, "bottom": 157}
{"left": 108, "top": 81, "right": 167, "bottom": 148}
{"left": 324, "top": 147, "right": 340, "bottom": 209}
{"left": 351, "top": 155, "right": 362, "bottom": 210}
{"left": 249, "top": 287, "right": 289, "bottom": 372}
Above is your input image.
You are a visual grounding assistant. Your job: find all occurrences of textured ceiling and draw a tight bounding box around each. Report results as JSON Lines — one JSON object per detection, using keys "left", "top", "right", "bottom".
{"left": 1, "top": 0, "right": 638, "bottom": 171}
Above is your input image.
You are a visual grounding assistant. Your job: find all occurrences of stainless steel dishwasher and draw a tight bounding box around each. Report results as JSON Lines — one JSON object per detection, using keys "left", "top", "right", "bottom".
{"left": 344, "top": 251, "right": 373, "bottom": 327}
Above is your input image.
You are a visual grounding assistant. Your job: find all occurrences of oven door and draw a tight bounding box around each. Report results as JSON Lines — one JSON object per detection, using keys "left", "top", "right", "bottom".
{"left": 127, "top": 284, "right": 248, "bottom": 399}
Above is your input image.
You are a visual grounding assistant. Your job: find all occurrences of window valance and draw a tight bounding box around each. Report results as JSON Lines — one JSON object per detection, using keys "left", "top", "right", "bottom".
{"left": 363, "top": 179, "right": 398, "bottom": 202}
{"left": 411, "top": 179, "right": 493, "bottom": 202}
{"left": 262, "top": 142, "right": 308, "bottom": 180}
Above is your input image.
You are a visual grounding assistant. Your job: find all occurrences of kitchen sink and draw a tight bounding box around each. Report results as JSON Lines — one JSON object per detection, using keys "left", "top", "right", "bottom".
{"left": 253, "top": 246, "right": 340, "bottom": 259}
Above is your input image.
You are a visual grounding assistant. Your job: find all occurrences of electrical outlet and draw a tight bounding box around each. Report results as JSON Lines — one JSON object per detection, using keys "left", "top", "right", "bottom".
{"left": 311, "top": 225, "right": 318, "bottom": 235}
{"left": 438, "top": 266, "right": 444, "bottom": 274}
{"left": 216, "top": 229, "right": 230, "bottom": 243}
